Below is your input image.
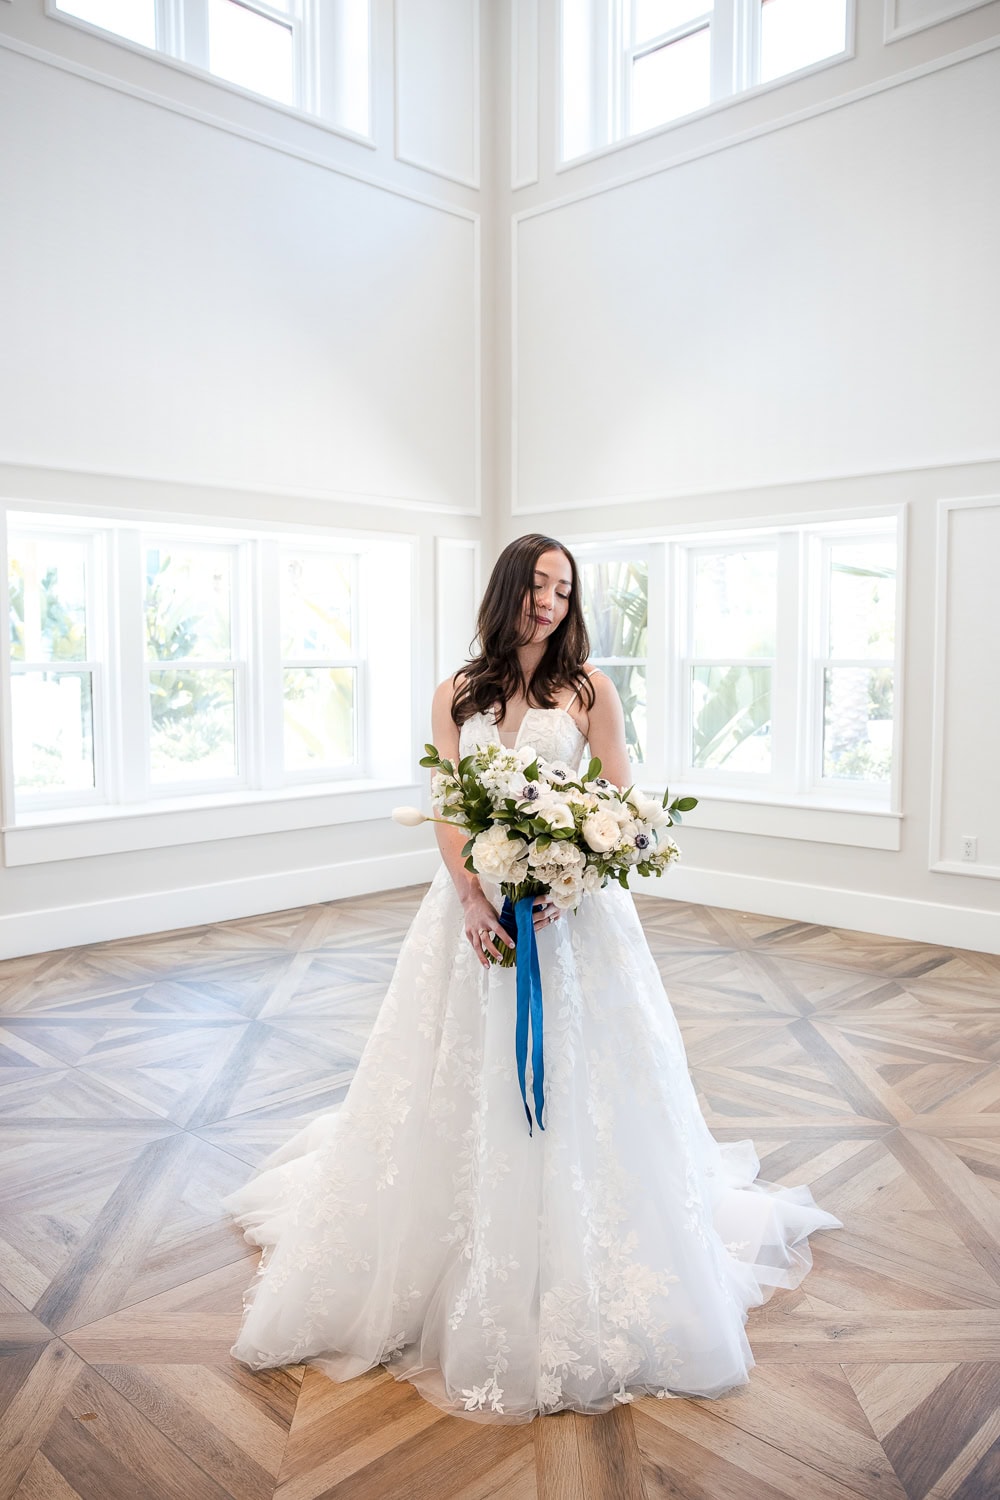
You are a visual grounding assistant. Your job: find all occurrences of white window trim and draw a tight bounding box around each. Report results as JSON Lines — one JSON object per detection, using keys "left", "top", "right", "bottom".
{"left": 44, "top": 0, "right": 375, "bottom": 147}
{"left": 571, "top": 506, "right": 905, "bottom": 850}
{"left": 1, "top": 508, "right": 417, "bottom": 867}
{"left": 558, "top": 0, "right": 856, "bottom": 169}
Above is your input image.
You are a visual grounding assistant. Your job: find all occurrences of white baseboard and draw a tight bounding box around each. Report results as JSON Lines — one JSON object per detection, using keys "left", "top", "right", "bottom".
{"left": 636, "top": 865, "right": 1000, "bottom": 956}
{"left": 0, "top": 849, "right": 442, "bottom": 961}
{"left": 3, "top": 854, "right": 997, "bottom": 962}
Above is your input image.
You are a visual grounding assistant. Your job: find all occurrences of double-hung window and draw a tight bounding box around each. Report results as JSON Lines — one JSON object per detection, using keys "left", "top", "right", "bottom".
{"left": 574, "top": 513, "right": 901, "bottom": 838}
{"left": 561, "top": 0, "right": 851, "bottom": 162}
{"left": 49, "top": 0, "right": 372, "bottom": 137}
{"left": 2, "top": 512, "right": 412, "bottom": 842}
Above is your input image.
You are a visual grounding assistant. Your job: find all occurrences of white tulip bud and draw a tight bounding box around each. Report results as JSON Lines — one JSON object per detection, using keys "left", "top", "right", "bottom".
{"left": 392, "top": 806, "right": 427, "bottom": 826}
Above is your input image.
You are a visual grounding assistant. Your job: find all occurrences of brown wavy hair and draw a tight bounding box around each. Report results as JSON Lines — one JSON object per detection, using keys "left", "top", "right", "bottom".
{"left": 451, "top": 533, "right": 596, "bottom": 727}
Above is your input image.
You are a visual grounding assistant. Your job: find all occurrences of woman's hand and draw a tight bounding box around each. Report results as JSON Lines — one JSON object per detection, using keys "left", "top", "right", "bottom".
{"left": 462, "top": 889, "right": 563, "bottom": 967}
{"left": 462, "top": 888, "right": 512, "bottom": 968}
{"left": 531, "top": 896, "right": 563, "bottom": 934}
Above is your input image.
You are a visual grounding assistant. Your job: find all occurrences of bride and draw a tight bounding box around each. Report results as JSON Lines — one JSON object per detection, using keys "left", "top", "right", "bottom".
{"left": 221, "top": 531, "right": 840, "bottom": 1422}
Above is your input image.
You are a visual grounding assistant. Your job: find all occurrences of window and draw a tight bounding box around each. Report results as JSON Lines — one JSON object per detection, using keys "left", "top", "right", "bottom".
{"left": 50, "top": 0, "right": 371, "bottom": 137}
{"left": 8, "top": 531, "right": 103, "bottom": 807}
{"left": 3, "top": 512, "right": 411, "bottom": 824}
{"left": 578, "top": 551, "right": 649, "bottom": 764}
{"left": 574, "top": 515, "right": 900, "bottom": 813}
{"left": 561, "top": 0, "right": 851, "bottom": 162}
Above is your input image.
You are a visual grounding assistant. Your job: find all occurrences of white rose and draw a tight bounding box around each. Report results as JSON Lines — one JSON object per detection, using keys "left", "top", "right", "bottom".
{"left": 549, "top": 868, "right": 584, "bottom": 909}
{"left": 536, "top": 800, "right": 575, "bottom": 831}
{"left": 582, "top": 863, "right": 605, "bottom": 894}
{"left": 581, "top": 810, "right": 623, "bottom": 853}
{"left": 471, "top": 825, "right": 528, "bottom": 879}
{"left": 515, "top": 743, "right": 540, "bottom": 769}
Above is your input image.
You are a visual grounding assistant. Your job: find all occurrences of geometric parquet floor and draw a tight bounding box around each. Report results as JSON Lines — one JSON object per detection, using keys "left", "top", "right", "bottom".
{"left": 1, "top": 888, "right": 999, "bottom": 1500}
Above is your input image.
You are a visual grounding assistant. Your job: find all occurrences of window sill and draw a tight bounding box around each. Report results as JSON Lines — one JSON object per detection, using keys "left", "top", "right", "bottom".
{"left": 3, "top": 777, "right": 421, "bottom": 867}
{"left": 638, "top": 784, "right": 901, "bottom": 851}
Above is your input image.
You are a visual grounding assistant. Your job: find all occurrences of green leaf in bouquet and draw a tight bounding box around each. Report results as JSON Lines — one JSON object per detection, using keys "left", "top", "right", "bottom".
{"left": 535, "top": 834, "right": 551, "bottom": 850}
{"left": 461, "top": 838, "right": 476, "bottom": 857}
{"left": 418, "top": 755, "right": 437, "bottom": 768}
{"left": 618, "top": 870, "right": 629, "bottom": 887}
{"left": 676, "top": 796, "right": 699, "bottom": 812}
{"left": 524, "top": 760, "right": 540, "bottom": 781}
{"left": 440, "top": 759, "right": 455, "bottom": 775}
{"left": 661, "top": 786, "right": 671, "bottom": 808}
{"left": 586, "top": 757, "right": 603, "bottom": 780}
{"left": 424, "top": 743, "right": 439, "bottom": 758}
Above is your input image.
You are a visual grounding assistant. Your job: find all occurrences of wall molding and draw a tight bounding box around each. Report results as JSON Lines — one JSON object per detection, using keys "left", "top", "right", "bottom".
{"left": 0, "top": 32, "right": 474, "bottom": 222}
{"left": 0, "top": 457, "right": 482, "bottom": 520}
{"left": 635, "top": 864, "right": 1000, "bottom": 955}
{"left": 885, "top": 0, "right": 998, "bottom": 45}
{"left": 511, "top": 0, "right": 539, "bottom": 190}
{"left": 393, "top": 0, "right": 481, "bottom": 189}
{"left": 0, "top": 848, "right": 442, "bottom": 961}
{"left": 510, "top": 35, "right": 1000, "bottom": 515}
{"left": 928, "top": 493, "right": 1000, "bottom": 880}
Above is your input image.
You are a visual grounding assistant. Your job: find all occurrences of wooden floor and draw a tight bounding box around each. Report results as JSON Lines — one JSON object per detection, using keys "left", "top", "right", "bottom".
{"left": 1, "top": 890, "right": 999, "bottom": 1500}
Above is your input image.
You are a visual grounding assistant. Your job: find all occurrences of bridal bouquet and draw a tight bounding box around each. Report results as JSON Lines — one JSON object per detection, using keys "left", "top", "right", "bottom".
{"left": 393, "top": 741, "right": 696, "bottom": 1133}
{"left": 394, "top": 739, "right": 696, "bottom": 958}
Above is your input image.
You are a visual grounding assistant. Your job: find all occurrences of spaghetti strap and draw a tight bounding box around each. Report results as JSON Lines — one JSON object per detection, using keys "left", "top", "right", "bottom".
{"left": 564, "top": 667, "right": 598, "bottom": 712}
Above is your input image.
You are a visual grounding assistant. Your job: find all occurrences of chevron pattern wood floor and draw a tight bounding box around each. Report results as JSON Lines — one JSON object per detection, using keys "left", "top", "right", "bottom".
{"left": 1, "top": 888, "right": 999, "bottom": 1500}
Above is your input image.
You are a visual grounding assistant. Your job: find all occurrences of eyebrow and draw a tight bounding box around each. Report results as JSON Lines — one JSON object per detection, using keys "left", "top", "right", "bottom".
{"left": 533, "top": 568, "right": 573, "bottom": 586}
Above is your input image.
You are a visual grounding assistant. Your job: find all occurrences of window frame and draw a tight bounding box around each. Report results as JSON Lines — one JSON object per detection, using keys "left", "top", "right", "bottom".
{"left": 577, "top": 540, "right": 654, "bottom": 770}
{"left": 6, "top": 523, "right": 110, "bottom": 814}
{"left": 559, "top": 0, "right": 855, "bottom": 167}
{"left": 44, "top": 0, "right": 375, "bottom": 147}
{"left": 570, "top": 508, "right": 904, "bottom": 839}
{"left": 1, "top": 508, "right": 416, "bottom": 861}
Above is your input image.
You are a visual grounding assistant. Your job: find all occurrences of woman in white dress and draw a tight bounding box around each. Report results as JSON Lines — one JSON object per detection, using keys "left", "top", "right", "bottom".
{"left": 221, "top": 532, "right": 840, "bottom": 1422}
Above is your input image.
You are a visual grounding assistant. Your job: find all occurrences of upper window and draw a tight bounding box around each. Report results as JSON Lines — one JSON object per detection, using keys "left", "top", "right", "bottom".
{"left": 50, "top": 0, "right": 371, "bottom": 138}
{"left": 3, "top": 513, "right": 410, "bottom": 819}
{"left": 562, "top": 0, "right": 850, "bottom": 162}
{"left": 576, "top": 515, "right": 900, "bottom": 806}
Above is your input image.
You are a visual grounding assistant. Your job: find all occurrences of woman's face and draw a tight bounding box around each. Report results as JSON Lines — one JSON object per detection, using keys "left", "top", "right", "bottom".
{"left": 521, "top": 548, "right": 572, "bottom": 644}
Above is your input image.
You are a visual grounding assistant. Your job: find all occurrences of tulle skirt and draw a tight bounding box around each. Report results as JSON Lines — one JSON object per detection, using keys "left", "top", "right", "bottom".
{"left": 221, "top": 866, "right": 841, "bottom": 1422}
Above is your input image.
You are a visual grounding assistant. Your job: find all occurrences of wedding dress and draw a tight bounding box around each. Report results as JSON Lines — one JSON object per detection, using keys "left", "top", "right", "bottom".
{"left": 221, "top": 702, "right": 840, "bottom": 1422}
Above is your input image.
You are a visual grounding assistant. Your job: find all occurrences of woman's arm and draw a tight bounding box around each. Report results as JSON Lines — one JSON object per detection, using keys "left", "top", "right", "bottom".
{"left": 581, "top": 670, "right": 633, "bottom": 790}
{"left": 430, "top": 676, "right": 510, "bottom": 966}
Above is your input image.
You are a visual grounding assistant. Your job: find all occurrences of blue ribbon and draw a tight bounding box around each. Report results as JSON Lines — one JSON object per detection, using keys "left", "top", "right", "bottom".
{"left": 500, "top": 893, "right": 545, "bottom": 1134}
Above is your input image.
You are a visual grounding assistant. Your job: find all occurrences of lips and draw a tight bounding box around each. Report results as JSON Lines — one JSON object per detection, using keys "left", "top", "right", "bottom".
{"left": 534, "top": 615, "right": 552, "bottom": 625}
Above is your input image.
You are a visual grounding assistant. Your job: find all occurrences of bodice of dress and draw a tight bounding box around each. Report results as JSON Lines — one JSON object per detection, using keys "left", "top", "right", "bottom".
{"left": 459, "top": 707, "right": 590, "bottom": 769}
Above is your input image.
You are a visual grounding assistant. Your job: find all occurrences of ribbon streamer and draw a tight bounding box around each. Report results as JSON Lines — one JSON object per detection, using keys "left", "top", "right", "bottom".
{"left": 500, "top": 893, "right": 545, "bottom": 1134}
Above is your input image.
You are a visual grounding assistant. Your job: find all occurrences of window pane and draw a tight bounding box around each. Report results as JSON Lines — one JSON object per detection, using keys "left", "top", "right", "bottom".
{"left": 600, "top": 664, "right": 647, "bottom": 765}
{"left": 283, "top": 668, "right": 356, "bottom": 771}
{"left": 281, "top": 554, "right": 354, "bottom": 658}
{"left": 829, "top": 541, "right": 896, "bottom": 659}
{"left": 691, "top": 665, "right": 772, "bottom": 771}
{"left": 692, "top": 550, "right": 776, "bottom": 658}
{"left": 149, "top": 668, "right": 237, "bottom": 782}
{"left": 208, "top": 0, "right": 295, "bottom": 106}
{"left": 55, "top": 0, "right": 156, "bottom": 48}
{"left": 145, "top": 546, "right": 232, "bottom": 662}
{"left": 634, "top": 0, "right": 712, "bottom": 46}
{"left": 760, "top": 0, "right": 847, "bottom": 85}
{"left": 12, "top": 671, "right": 95, "bottom": 794}
{"left": 823, "top": 667, "right": 893, "bottom": 782}
{"left": 631, "top": 26, "right": 711, "bottom": 134}
{"left": 8, "top": 536, "right": 89, "bottom": 663}
{"left": 579, "top": 559, "right": 648, "bottom": 660}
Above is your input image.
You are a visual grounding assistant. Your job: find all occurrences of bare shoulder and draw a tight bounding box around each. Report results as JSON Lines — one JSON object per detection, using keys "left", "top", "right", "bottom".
{"left": 581, "top": 666, "right": 624, "bottom": 723}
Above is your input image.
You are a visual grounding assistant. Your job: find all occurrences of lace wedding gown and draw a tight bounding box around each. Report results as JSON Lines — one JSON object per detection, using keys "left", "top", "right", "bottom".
{"left": 221, "top": 705, "right": 840, "bottom": 1421}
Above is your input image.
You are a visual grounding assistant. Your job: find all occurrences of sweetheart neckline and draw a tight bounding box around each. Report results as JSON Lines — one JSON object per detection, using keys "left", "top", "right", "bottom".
{"left": 488, "top": 705, "right": 587, "bottom": 750}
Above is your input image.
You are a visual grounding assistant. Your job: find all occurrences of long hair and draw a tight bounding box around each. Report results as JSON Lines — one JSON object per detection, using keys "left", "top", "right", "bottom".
{"left": 451, "top": 533, "right": 595, "bottom": 726}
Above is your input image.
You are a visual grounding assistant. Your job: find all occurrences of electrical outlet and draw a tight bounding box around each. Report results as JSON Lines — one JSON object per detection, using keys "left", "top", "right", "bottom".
{"left": 961, "top": 836, "right": 977, "bottom": 862}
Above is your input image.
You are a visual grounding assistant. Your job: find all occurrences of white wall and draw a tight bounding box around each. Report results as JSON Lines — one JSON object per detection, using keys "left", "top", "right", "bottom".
{"left": 493, "top": 0, "right": 1000, "bottom": 952}
{"left": 0, "top": 0, "right": 486, "bottom": 955}
{"left": 3, "top": 0, "right": 1000, "bottom": 957}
